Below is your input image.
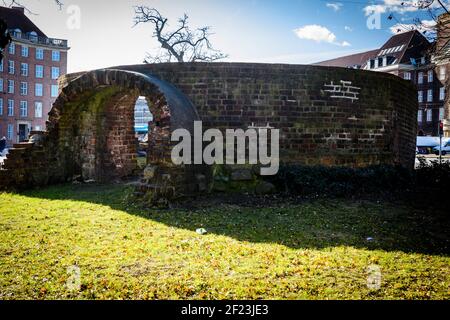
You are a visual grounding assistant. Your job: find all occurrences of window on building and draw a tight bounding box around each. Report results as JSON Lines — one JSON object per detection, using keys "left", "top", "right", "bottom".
{"left": 29, "top": 31, "right": 38, "bottom": 42}
{"left": 374, "top": 59, "right": 379, "bottom": 69}
{"left": 20, "top": 63, "right": 28, "bottom": 76}
{"left": 0, "top": 59, "right": 3, "bottom": 72}
{"left": 428, "top": 89, "right": 433, "bottom": 102}
{"left": 440, "top": 66, "right": 446, "bottom": 80}
{"left": 36, "top": 48, "right": 44, "bottom": 60}
{"left": 428, "top": 70, "right": 434, "bottom": 83}
{"left": 8, "top": 43, "right": 15, "bottom": 55}
{"left": 7, "top": 80, "right": 14, "bottom": 94}
{"left": 8, "top": 60, "right": 14, "bottom": 74}
{"left": 35, "top": 125, "right": 42, "bottom": 131}
{"left": 0, "top": 98, "right": 3, "bottom": 115}
{"left": 7, "top": 99, "right": 14, "bottom": 116}
{"left": 20, "top": 101, "right": 28, "bottom": 117}
{"left": 404, "top": 72, "right": 411, "bottom": 80}
{"left": 7, "top": 124, "right": 14, "bottom": 140}
{"left": 427, "top": 109, "right": 433, "bottom": 122}
{"left": 418, "top": 72, "right": 424, "bottom": 84}
{"left": 35, "top": 102, "right": 43, "bottom": 118}
{"left": 421, "top": 57, "right": 426, "bottom": 65}
{"left": 51, "top": 85, "right": 59, "bottom": 97}
{"left": 418, "top": 91, "right": 423, "bottom": 103}
{"left": 0, "top": 78, "right": 3, "bottom": 92}
{"left": 20, "top": 82, "right": 27, "bottom": 96}
{"left": 21, "top": 45, "right": 28, "bottom": 57}
{"left": 418, "top": 110, "right": 423, "bottom": 123}
{"left": 35, "top": 65, "right": 44, "bottom": 78}
{"left": 35, "top": 83, "right": 43, "bottom": 97}
{"left": 51, "top": 67, "right": 60, "bottom": 80}
{"left": 52, "top": 50, "right": 60, "bottom": 61}
{"left": 440, "top": 87, "right": 446, "bottom": 101}
{"left": 439, "top": 108, "right": 445, "bottom": 120}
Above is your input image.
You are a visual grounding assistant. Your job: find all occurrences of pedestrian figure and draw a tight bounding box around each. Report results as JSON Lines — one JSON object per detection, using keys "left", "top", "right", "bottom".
{"left": 0, "top": 136, "right": 6, "bottom": 154}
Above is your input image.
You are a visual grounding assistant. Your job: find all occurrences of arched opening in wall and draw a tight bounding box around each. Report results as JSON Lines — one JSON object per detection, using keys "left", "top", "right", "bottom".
{"left": 48, "top": 69, "right": 204, "bottom": 200}
{"left": 134, "top": 96, "right": 154, "bottom": 175}
{"left": 51, "top": 87, "right": 172, "bottom": 184}
{"left": 96, "top": 89, "right": 171, "bottom": 183}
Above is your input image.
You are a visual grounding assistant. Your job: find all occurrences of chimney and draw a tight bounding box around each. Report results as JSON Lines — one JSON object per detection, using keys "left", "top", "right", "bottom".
{"left": 11, "top": 6, "right": 25, "bottom": 14}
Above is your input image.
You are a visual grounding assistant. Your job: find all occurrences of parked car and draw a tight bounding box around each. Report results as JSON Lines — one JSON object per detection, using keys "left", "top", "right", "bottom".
{"left": 433, "top": 142, "right": 450, "bottom": 155}
{"left": 417, "top": 136, "right": 450, "bottom": 155}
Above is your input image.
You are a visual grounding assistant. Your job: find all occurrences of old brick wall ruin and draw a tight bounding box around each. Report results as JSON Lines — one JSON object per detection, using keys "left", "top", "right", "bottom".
{"left": 0, "top": 63, "right": 418, "bottom": 200}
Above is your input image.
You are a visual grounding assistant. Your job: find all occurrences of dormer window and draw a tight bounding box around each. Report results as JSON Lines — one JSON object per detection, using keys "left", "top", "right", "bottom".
{"left": 29, "top": 31, "right": 38, "bottom": 42}
{"left": 13, "top": 28, "right": 22, "bottom": 38}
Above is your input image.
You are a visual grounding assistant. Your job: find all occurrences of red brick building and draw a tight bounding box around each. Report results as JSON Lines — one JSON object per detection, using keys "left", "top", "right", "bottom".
{"left": 0, "top": 6, "right": 68, "bottom": 144}
{"left": 434, "top": 13, "right": 450, "bottom": 137}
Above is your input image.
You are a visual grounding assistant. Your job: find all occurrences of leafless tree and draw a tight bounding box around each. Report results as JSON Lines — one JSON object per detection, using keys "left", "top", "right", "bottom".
{"left": 133, "top": 6, "right": 228, "bottom": 63}
{"left": 389, "top": 1, "right": 449, "bottom": 46}
{"left": 1, "top": 0, "right": 63, "bottom": 12}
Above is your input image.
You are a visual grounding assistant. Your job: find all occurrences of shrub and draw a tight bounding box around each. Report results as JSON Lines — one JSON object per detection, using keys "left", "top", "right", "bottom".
{"left": 268, "top": 164, "right": 413, "bottom": 197}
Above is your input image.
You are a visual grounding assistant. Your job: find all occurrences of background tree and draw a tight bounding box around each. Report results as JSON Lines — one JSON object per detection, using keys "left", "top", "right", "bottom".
{"left": 0, "top": 18, "right": 11, "bottom": 62}
{"left": 389, "top": 0, "right": 449, "bottom": 48}
{"left": 133, "top": 6, "right": 228, "bottom": 63}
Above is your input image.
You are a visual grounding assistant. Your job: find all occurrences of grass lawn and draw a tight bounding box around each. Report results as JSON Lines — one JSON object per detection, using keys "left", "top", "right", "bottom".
{"left": 0, "top": 184, "right": 448, "bottom": 300}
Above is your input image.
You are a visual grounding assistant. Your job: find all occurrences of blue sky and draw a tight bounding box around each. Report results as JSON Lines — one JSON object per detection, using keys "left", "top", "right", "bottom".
{"left": 5, "top": 0, "right": 449, "bottom": 72}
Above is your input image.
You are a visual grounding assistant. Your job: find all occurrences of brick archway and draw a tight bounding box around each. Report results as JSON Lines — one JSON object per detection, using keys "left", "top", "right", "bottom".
{"left": 46, "top": 69, "right": 203, "bottom": 199}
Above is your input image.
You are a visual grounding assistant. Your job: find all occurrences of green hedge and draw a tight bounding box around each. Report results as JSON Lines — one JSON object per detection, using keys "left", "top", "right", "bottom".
{"left": 268, "top": 163, "right": 449, "bottom": 198}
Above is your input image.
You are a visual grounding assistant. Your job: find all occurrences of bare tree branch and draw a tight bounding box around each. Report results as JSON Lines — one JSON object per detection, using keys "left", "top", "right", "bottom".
{"left": 1, "top": 0, "right": 63, "bottom": 14}
{"left": 133, "top": 6, "right": 228, "bottom": 63}
{"left": 389, "top": 1, "right": 450, "bottom": 57}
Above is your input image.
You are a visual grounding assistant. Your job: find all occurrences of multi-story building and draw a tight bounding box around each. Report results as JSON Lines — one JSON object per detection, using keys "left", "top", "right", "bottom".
{"left": 316, "top": 17, "right": 450, "bottom": 137}
{"left": 434, "top": 13, "right": 450, "bottom": 137}
{"left": 0, "top": 6, "right": 68, "bottom": 144}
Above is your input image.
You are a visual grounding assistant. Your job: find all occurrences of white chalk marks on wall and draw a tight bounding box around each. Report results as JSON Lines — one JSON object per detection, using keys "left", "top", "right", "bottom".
{"left": 324, "top": 80, "right": 361, "bottom": 103}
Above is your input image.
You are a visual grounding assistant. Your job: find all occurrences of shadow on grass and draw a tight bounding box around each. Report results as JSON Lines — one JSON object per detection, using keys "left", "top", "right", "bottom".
{"left": 18, "top": 183, "right": 450, "bottom": 256}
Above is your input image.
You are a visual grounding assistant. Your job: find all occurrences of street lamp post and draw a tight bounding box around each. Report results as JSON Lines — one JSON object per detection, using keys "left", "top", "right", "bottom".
{"left": 439, "top": 121, "right": 444, "bottom": 165}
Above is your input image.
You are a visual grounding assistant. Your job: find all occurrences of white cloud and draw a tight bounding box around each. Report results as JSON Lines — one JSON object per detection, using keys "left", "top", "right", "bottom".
{"left": 344, "top": 26, "right": 353, "bottom": 32}
{"left": 364, "top": 4, "right": 388, "bottom": 16}
{"left": 293, "top": 24, "right": 351, "bottom": 47}
{"left": 326, "top": 2, "right": 343, "bottom": 12}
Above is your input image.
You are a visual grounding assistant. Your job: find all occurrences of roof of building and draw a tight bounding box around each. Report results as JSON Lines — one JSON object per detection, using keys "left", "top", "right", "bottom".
{"left": 0, "top": 6, "right": 47, "bottom": 38}
{"left": 315, "top": 30, "right": 431, "bottom": 69}
{"left": 380, "top": 30, "right": 430, "bottom": 64}
{"left": 315, "top": 49, "right": 379, "bottom": 68}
